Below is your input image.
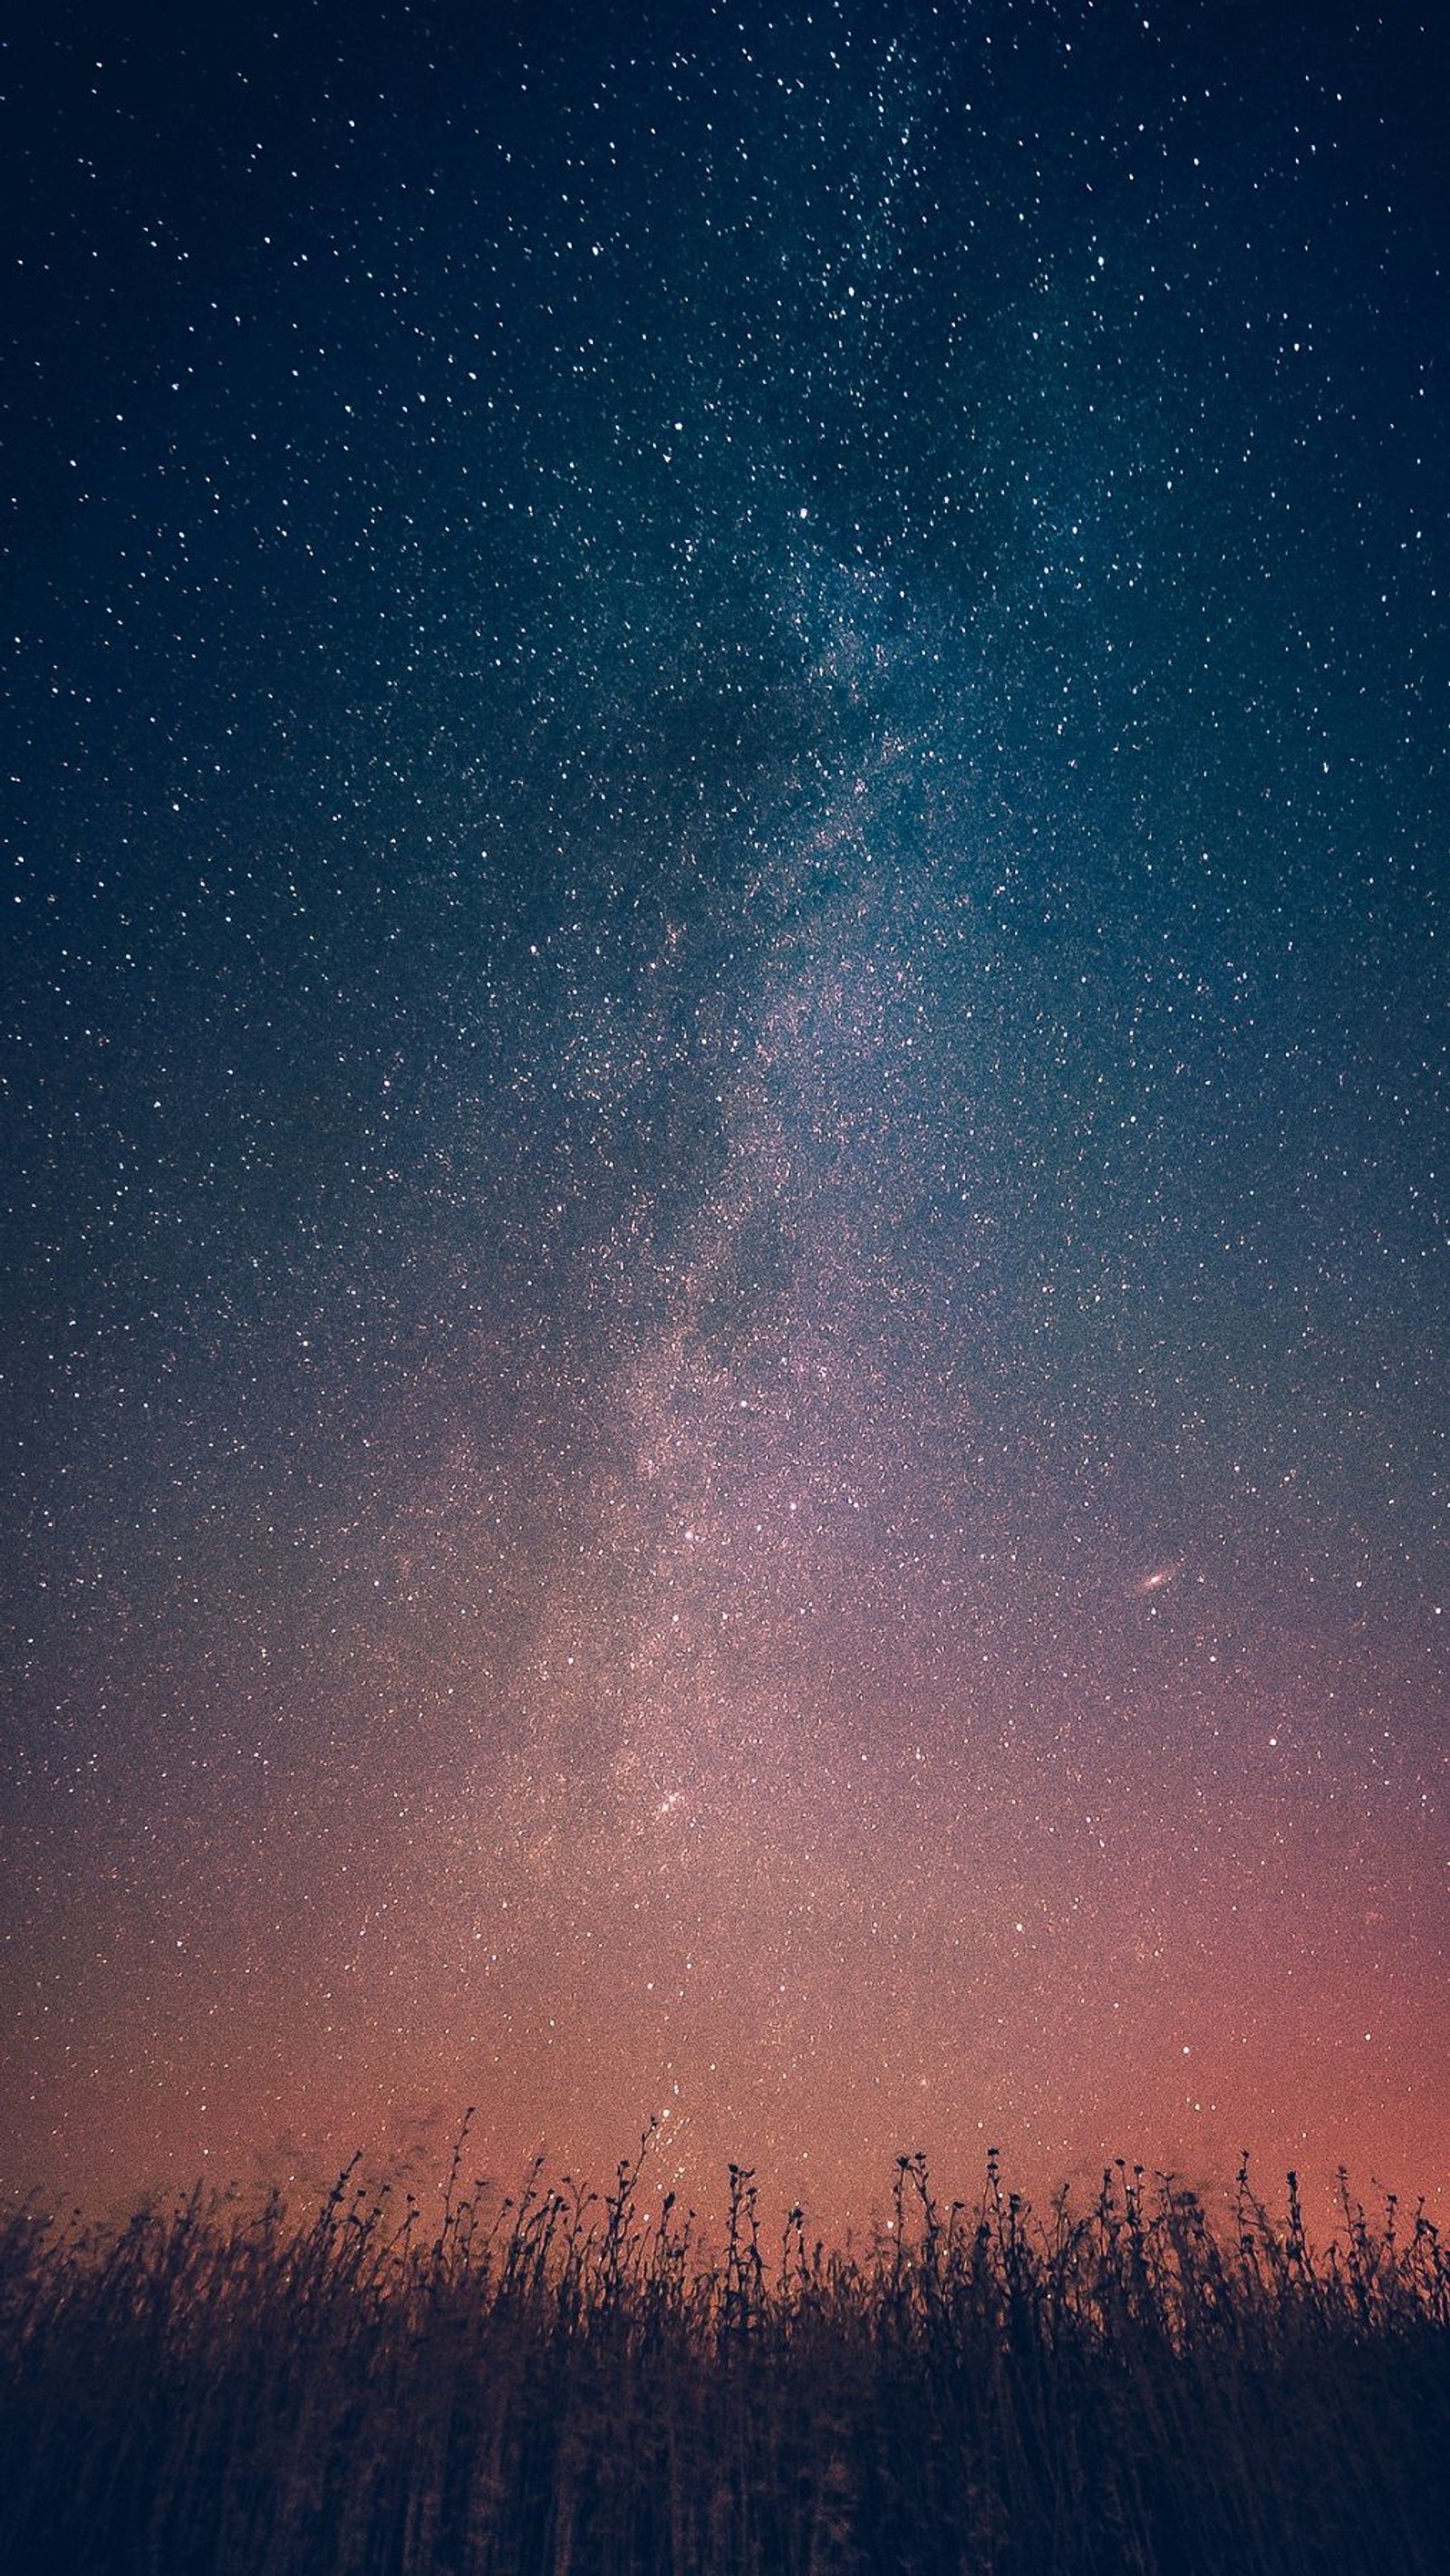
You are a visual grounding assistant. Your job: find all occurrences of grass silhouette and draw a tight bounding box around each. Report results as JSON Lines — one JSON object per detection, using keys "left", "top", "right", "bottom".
{"left": 2, "top": 2124, "right": 1446, "bottom": 2572}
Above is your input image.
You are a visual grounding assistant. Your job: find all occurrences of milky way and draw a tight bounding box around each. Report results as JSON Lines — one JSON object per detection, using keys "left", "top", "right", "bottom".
{"left": 3, "top": 1, "right": 1445, "bottom": 2231}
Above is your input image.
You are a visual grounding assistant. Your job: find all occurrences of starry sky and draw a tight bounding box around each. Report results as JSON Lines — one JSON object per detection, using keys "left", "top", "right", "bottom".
{"left": 3, "top": 0, "right": 1446, "bottom": 2233}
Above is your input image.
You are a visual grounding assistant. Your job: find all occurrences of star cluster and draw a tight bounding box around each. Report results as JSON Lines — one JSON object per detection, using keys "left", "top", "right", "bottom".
{"left": 2, "top": 0, "right": 1445, "bottom": 2229}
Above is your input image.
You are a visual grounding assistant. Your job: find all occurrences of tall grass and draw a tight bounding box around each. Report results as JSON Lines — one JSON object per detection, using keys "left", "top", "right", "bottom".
{"left": 2, "top": 2127, "right": 1446, "bottom": 2572}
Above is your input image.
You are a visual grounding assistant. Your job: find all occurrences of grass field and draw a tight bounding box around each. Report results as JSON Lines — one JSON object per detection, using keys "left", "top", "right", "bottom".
{"left": 2, "top": 2128, "right": 1445, "bottom": 2573}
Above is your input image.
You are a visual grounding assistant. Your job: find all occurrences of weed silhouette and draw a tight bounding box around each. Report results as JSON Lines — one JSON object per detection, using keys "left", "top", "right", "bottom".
{"left": 1, "top": 2130, "right": 1445, "bottom": 2572}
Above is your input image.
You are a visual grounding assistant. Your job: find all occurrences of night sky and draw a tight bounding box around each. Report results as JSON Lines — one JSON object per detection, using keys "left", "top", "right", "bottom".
{"left": 4, "top": 0, "right": 1446, "bottom": 2234}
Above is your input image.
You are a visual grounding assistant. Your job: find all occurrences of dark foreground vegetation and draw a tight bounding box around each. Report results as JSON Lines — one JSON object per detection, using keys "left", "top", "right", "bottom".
{"left": 2, "top": 2134, "right": 1447, "bottom": 2575}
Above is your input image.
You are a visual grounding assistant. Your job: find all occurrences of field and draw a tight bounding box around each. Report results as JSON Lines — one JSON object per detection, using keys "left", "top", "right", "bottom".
{"left": 2, "top": 2131, "right": 1446, "bottom": 2574}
